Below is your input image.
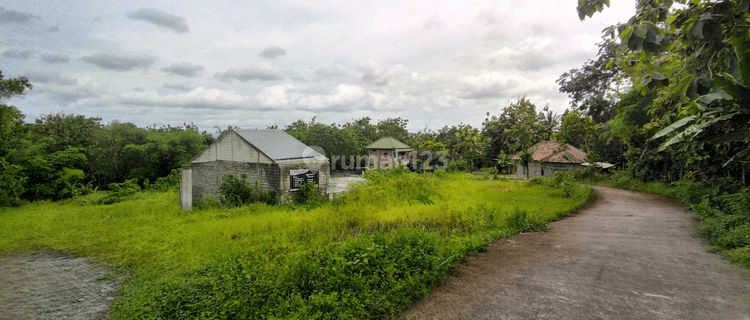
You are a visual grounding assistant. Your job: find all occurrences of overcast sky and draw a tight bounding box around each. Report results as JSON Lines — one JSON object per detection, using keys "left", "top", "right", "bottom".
{"left": 1, "top": 0, "right": 634, "bottom": 132}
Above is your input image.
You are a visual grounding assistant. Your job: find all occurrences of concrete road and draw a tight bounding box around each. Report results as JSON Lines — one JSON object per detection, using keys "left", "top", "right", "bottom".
{"left": 406, "top": 185, "right": 750, "bottom": 319}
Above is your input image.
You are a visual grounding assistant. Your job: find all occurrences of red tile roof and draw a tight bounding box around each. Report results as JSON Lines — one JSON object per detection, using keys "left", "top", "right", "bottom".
{"left": 509, "top": 141, "right": 587, "bottom": 164}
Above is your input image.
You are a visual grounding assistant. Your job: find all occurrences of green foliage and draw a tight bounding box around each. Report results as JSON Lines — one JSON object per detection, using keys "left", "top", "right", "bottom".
{"left": 446, "top": 159, "right": 469, "bottom": 172}
{"left": 219, "top": 173, "right": 276, "bottom": 207}
{"left": 146, "top": 168, "right": 181, "bottom": 192}
{"left": 0, "top": 157, "right": 26, "bottom": 207}
{"left": 298, "top": 181, "right": 322, "bottom": 206}
{"left": 558, "top": 109, "right": 597, "bottom": 152}
{"left": 97, "top": 179, "right": 142, "bottom": 205}
{"left": 195, "top": 194, "right": 221, "bottom": 210}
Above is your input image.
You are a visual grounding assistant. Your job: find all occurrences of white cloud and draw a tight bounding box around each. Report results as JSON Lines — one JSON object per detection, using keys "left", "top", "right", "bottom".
{"left": 459, "top": 71, "right": 556, "bottom": 99}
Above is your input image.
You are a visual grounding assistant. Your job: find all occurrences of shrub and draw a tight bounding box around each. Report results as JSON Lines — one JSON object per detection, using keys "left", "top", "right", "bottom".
{"left": 98, "top": 179, "right": 142, "bottom": 205}
{"left": 528, "top": 177, "right": 545, "bottom": 185}
{"left": 298, "top": 181, "right": 321, "bottom": 206}
{"left": 195, "top": 194, "right": 221, "bottom": 210}
{"left": 148, "top": 168, "right": 181, "bottom": 192}
{"left": 218, "top": 173, "right": 276, "bottom": 207}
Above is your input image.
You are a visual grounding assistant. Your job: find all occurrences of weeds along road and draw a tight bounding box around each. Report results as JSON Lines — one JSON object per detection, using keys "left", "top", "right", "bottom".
{"left": 406, "top": 185, "right": 750, "bottom": 320}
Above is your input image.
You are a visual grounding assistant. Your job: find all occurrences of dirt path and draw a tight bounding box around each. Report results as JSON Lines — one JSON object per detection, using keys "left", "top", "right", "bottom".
{"left": 406, "top": 185, "right": 750, "bottom": 319}
{"left": 0, "top": 251, "right": 120, "bottom": 320}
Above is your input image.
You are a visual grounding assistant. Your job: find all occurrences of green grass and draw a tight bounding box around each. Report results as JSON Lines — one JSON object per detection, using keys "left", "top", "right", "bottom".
{"left": 0, "top": 171, "right": 592, "bottom": 319}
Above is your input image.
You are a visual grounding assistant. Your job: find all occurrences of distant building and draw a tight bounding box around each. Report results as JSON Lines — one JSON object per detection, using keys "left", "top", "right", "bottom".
{"left": 366, "top": 137, "right": 416, "bottom": 167}
{"left": 180, "top": 129, "right": 329, "bottom": 210}
{"left": 509, "top": 141, "right": 587, "bottom": 179}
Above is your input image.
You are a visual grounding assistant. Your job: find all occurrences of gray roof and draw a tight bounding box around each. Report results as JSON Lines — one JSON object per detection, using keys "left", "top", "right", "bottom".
{"left": 233, "top": 129, "right": 325, "bottom": 161}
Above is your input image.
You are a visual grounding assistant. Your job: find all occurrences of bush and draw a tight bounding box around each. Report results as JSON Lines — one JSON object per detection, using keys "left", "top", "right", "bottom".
{"left": 219, "top": 173, "right": 276, "bottom": 207}
{"left": 98, "top": 179, "right": 142, "bottom": 205}
{"left": 147, "top": 168, "right": 181, "bottom": 192}
{"left": 298, "top": 181, "right": 321, "bottom": 206}
{"left": 195, "top": 194, "right": 221, "bottom": 210}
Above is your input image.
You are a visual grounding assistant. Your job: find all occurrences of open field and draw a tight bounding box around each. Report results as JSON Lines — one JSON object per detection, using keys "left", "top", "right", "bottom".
{"left": 0, "top": 171, "right": 592, "bottom": 319}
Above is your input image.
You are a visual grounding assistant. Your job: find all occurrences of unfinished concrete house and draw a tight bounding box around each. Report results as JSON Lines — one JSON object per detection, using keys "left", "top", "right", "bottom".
{"left": 180, "top": 129, "right": 329, "bottom": 210}
{"left": 509, "top": 140, "right": 587, "bottom": 179}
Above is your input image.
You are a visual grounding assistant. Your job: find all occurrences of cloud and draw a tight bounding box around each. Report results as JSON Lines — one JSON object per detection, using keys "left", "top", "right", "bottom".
{"left": 296, "top": 84, "right": 367, "bottom": 112}
{"left": 2, "top": 50, "right": 32, "bottom": 59}
{"left": 80, "top": 53, "right": 155, "bottom": 71}
{"left": 48, "top": 26, "right": 58, "bottom": 33}
{"left": 257, "top": 46, "right": 287, "bottom": 59}
{"left": 422, "top": 15, "right": 442, "bottom": 31}
{"left": 120, "top": 87, "right": 252, "bottom": 110}
{"left": 358, "top": 61, "right": 406, "bottom": 86}
{"left": 40, "top": 53, "right": 70, "bottom": 64}
{"left": 25, "top": 70, "right": 77, "bottom": 86}
{"left": 126, "top": 8, "right": 189, "bottom": 34}
{"left": 161, "top": 62, "right": 204, "bottom": 77}
{"left": 0, "top": 7, "right": 41, "bottom": 25}
{"left": 484, "top": 37, "right": 557, "bottom": 71}
{"left": 214, "top": 65, "right": 283, "bottom": 82}
{"left": 255, "top": 85, "right": 289, "bottom": 107}
{"left": 459, "top": 71, "right": 555, "bottom": 99}
{"left": 163, "top": 82, "right": 192, "bottom": 91}
{"left": 315, "top": 65, "right": 349, "bottom": 79}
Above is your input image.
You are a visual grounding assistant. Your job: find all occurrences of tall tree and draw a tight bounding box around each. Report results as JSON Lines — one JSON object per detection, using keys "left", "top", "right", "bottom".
{"left": 557, "top": 38, "right": 622, "bottom": 123}
{"left": 578, "top": 0, "right": 750, "bottom": 180}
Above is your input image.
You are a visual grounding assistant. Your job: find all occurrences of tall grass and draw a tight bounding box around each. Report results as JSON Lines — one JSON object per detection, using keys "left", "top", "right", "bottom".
{"left": 0, "top": 171, "right": 592, "bottom": 319}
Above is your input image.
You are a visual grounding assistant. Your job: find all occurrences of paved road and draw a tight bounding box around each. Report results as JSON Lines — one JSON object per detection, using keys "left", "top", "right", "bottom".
{"left": 406, "top": 185, "right": 750, "bottom": 319}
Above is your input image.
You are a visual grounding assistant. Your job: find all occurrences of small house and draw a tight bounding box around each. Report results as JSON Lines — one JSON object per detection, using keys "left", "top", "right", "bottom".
{"left": 366, "top": 137, "right": 415, "bottom": 166}
{"left": 509, "top": 141, "right": 587, "bottom": 179}
{"left": 180, "top": 129, "right": 329, "bottom": 210}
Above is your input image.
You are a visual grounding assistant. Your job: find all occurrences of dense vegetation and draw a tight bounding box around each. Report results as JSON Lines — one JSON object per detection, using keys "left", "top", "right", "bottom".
{"left": 0, "top": 171, "right": 591, "bottom": 319}
{"left": 0, "top": 72, "right": 214, "bottom": 206}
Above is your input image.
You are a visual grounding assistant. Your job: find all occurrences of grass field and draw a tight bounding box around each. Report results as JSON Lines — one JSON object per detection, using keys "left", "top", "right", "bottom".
{"left": 0, "top": 170, "right": 592, "bottom": 319}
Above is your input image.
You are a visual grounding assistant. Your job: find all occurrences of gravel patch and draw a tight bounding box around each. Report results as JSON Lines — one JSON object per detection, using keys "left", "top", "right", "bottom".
{"left": 0, "top": 251, "right": 121, "bottom": 320}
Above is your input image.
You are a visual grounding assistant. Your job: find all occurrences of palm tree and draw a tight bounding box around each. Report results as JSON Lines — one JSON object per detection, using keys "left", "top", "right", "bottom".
{"left": 539, "top": 105, "right": 561, "bottom": 140}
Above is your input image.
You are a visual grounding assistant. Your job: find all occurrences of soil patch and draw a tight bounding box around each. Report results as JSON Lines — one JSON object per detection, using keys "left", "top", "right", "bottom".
{"left": 0, "top": 251, "right": 121, "bottom": 320}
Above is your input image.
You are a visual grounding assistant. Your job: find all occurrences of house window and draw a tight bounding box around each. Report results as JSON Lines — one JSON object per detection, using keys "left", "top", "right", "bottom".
{"left": 383, "top": 151, "right": 388, "bottom": 157}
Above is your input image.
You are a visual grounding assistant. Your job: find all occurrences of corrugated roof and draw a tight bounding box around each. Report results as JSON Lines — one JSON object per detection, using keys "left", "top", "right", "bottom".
{"left": 366, "top": 137, "right": 412, "bottom": 151}
{"left": 509, "top": 141, "right": 587, "bottom": 164}
{"left": 233, "top": 129, "right": 325, "bottom": 161}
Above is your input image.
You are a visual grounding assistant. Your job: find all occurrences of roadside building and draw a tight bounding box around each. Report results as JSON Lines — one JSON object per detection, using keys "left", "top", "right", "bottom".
{"left": 509, "top": 141, "right": 587, "bottom": 178}
{"left": 366, "top": 137, "right": 416, "bottom": 167}
{"left": 180, "top": 129, "right": 329, "bottom": 210}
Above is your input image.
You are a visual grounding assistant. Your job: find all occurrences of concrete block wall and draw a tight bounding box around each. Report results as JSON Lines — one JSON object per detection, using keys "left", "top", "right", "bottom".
{"left": 190, "top": 160, "right": 280, "bottom": 204}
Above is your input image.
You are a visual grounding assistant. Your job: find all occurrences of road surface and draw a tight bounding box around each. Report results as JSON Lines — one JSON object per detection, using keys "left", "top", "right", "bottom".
{"left": 406, "top": 185, "right": 750, "bottom": 319}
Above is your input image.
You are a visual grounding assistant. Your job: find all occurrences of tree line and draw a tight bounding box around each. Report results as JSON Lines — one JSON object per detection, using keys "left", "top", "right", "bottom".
{"left": 0, "top": 72, "right": 214, "bottom": 205}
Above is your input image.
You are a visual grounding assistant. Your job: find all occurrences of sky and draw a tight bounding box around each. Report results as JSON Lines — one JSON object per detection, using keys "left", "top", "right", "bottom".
{"left": 1, "top": 0, "right": 635, "bottom": 133}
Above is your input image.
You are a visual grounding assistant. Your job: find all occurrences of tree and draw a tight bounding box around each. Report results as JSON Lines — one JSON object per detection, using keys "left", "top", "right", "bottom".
{"left": 558, "top": 109, "right": 597, "bottom": 153}
{"left": 0, "top": 71, "right": 31, "bottom": 205}
{"left": 578, "top": 0, "right": 750, "bottom": 180}
{"left": 518, "top": 148, "right": 535, "bottom": 180}
{"left": 557, "top": 38, "right": 622, "bottom": 123}
{"left": 482, "top": 97, "right": 545, "bottom": 165}
{"left": 375, "top": 117, "right": 409, "bottom": 142}
{"left": 538, "top": 105, "right": 561, "bottom": 140}
{"left": 453, "top": 124, "right": 487, "bottom": 170}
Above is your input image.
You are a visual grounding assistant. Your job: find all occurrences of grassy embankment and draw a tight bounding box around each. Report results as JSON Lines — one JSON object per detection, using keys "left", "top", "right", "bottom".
{"left": 575, "top": 170, "right": 750, "bottom": 269}
{"left": 0, "top": 170, "right": 592, "bottom": 319}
